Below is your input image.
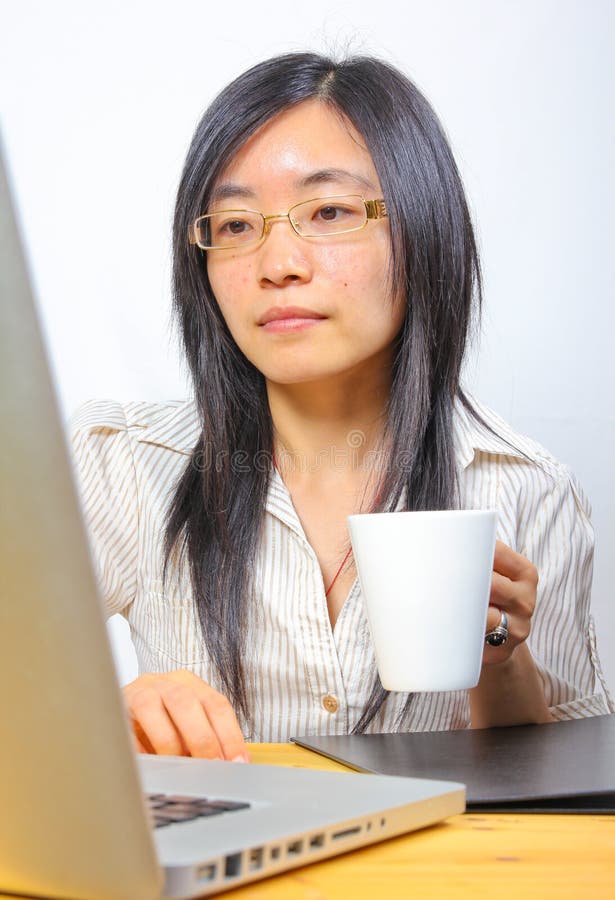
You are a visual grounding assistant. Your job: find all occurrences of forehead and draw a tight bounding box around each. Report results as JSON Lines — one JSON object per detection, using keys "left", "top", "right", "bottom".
{"left": 211, "top": 99, "right": 381, "bottom": 195}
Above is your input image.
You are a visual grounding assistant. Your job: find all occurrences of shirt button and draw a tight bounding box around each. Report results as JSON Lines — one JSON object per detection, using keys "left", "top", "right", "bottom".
{"left": 322, "top": 694, "right": 339, "bottom": 714}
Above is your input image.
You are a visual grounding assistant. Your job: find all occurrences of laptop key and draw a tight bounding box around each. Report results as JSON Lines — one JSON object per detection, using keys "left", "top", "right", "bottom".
{"left": 205, "top": 800, "right": 251, "bottom": 811}
{"left": 154, "top": 809, "right": 201, "bottom": 823}
{"left": 159, "top": 803, "right": 210, "bottom": 815}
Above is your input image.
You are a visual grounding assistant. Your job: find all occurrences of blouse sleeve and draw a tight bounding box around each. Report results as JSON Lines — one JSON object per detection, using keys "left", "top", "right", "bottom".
{"left": 516, "top": 460, "right": 614, "bottom": 718}
{"left": 69, "top": 400, "right": 139, "bottom": 618}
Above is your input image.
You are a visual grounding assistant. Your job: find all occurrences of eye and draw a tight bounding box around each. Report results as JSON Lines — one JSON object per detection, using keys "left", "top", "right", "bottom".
{"left": 314, "top": 204, "right": 346, "bottom": 222}
{"left": 230, "top": 219, "right": 250, "bottom": 234}
{"left": 206, "top": 213, "right": 260, "bottom": 245}
{"left": 216, "top": 217, "right": 253, "bottom": 236}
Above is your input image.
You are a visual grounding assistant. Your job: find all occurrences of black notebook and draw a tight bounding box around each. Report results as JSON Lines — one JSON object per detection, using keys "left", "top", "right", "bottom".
{"left": 293, "top": 714, "right": 615, "bottom": 813}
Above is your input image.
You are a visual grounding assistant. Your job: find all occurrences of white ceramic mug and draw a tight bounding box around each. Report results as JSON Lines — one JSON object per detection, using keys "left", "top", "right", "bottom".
{"left": 347, "top": 509, "right": 498, "bottom": 692}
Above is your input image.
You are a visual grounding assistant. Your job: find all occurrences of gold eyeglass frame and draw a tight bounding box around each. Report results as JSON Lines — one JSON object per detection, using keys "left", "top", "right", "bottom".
{"left": 188, "top": 194, "right": 388, "bottom": 250}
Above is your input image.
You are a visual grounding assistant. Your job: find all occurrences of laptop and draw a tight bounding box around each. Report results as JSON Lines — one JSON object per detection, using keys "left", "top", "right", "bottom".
{"left": 0, "top": 138, "right": 465, "bottom": 900}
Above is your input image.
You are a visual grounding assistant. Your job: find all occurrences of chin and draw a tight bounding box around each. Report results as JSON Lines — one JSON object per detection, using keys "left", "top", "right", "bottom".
{"left": 261, "top": 364, "right": 342, "bottom": 385}
{"left": 264, "top": 371, "right": 323, "bottom": 385}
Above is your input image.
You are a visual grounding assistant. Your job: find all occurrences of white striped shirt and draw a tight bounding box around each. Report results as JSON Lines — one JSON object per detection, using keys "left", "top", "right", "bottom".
{"left": 70, "top": 396, "right": 613, "bottom": 741}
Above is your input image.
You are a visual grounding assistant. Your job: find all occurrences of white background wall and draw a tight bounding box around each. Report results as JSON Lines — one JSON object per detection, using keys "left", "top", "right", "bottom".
{"left": 2, "top": 0, "right": 613, "bottom": 691}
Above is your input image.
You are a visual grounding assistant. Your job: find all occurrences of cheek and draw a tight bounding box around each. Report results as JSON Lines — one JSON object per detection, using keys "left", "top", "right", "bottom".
{"left": 319, "top": 243, "right": 393, "bottom": 327}
{"left": 319, "top": 236, "right": 390, "bottom": 292}
{"left": 323, "top": 245, "right": 404, "bottom": 344}
{"left": 207, "top": 261, "right": 254, "bottom": 320}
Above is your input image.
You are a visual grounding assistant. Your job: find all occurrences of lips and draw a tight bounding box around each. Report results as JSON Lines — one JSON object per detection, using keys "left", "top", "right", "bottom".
{"left": 257, "top": 306, "right": 326, "bottom": 326}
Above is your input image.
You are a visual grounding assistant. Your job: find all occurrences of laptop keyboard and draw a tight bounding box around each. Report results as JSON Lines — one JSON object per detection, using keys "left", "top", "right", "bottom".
{"left": 147, "top": 793, "right": 251, "bottom": 828}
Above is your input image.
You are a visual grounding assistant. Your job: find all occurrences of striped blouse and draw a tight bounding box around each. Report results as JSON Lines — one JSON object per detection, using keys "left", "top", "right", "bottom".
{"left": 70, "top": 397, "right": 613, "bottom": 741}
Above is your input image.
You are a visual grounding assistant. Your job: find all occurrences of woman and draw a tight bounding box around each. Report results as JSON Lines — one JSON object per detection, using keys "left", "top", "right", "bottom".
{"left": 71, "top": 52, "right": 612, "bottom": 762}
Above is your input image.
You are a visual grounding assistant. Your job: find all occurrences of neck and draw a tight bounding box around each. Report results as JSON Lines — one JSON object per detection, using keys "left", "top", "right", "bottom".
{"left": 267, "top": 358, "right": 393, "bottom": 482}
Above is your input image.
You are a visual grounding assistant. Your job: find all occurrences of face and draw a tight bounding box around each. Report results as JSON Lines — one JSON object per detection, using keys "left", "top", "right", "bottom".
{"left": 205, "top": 99, "right": 406, "bottom": 387}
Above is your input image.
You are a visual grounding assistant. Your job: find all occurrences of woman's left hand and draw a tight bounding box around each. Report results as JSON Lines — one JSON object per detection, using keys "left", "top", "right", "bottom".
{"left": 482, "top": 540, "right": 539, "bottom": 666}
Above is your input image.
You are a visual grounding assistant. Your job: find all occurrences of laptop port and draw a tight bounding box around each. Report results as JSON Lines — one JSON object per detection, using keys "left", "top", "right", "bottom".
{"left": 309, "top": 833, "right": 325, "bottom": 849}
{"left": 196, "top": 863, "right": 216, "bottom": 882}
{"left": 224, "top": 852, "right": 242, "bottom": 877}
{"left": 287, "top": 839, "right": 303, "bottom": 855}
{"left": 270, "top": 846, "right": 281, "bottom": 860}
{"left": 332, "top": 825, "right": 361, "bottom": 840}
{"left": 249, "top": 847, "right": 264, "bottom": 871}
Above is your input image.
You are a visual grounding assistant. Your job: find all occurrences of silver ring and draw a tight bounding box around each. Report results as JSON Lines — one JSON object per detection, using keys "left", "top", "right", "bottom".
{"left": 485, "top": 610, "right": 509, "bottom": 647}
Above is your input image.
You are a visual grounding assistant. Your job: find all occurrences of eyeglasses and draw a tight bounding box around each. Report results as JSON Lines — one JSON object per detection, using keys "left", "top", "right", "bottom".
{"left": 189, "top": 194, "right": 388, "bottom": 250}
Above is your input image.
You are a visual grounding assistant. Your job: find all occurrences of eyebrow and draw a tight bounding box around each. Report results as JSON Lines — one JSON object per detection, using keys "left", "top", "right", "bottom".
{"left": 209, "top": 168, "right": 377, "bottom": 205}
{"left": 300, "top": 168, "right": 377, "bottom": 192}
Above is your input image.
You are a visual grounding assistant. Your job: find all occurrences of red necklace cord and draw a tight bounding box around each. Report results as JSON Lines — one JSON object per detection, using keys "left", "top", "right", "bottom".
{"left": 324, "top": 545, "right": 353, "bottom": 598}
{"left": 273, "top": 451, "right": 353, "bottom": 598}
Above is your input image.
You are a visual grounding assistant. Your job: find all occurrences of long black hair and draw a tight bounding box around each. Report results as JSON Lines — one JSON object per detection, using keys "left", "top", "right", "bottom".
{"left": 165, "top": 52, "right": 482, "bottom": 733}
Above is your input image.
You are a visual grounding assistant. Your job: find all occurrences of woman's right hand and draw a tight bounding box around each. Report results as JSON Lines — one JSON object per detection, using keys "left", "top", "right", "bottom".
{"left": 123, "top": 669, "right": 250, "bottom": 762}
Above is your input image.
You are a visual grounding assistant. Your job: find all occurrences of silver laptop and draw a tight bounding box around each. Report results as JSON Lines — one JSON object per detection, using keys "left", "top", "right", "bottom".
{"left": 0, "top": 137, "right": 465, "bottom": 900}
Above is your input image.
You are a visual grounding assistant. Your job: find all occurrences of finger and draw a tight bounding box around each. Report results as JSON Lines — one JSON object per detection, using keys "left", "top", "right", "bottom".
{"left": 484, "top": 604, "right": 529, "bottom": 647}
{"left": 493, "top": 540, "right": 537, "bottom": 584}
{"left": 169, "top": 672, "right": 249, "bottom": 761}
{"left": 485, "top": 604, "right": 505, "bottom": 634}
{"left": 132, "top": 719, "right": 155, "bottom": 755}
{"left": 198, "top": 687, "right": 251, "bottom": 762}
{"left": 132, "top": 732, "right": 149, "bottom": 755}
{"left": 158, "top": 682, "right": 226, "bottom": 760}
{"left": 482, "top": 605, "right": 517, "bottom": 666}
{"left": 490, "top": 570, "right": 536, "bottom": 621}
{"left": 489, "top": 571, "right": 515, "bottom": 608}
{"left": 128, "top": 686, "right": 187, "bottom": 756}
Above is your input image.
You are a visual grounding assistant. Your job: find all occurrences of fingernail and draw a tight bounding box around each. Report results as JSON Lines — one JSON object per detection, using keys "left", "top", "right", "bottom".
{"left": 232, "top": 753, "right": 248, "bottom": 763}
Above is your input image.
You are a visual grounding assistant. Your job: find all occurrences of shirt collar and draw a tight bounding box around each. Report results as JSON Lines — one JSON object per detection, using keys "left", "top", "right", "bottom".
{"left": 134, "top": 400, "right": 200, "bottom": 455}
{"left": 453, "top": 394, "right": 529, "bottom": 470}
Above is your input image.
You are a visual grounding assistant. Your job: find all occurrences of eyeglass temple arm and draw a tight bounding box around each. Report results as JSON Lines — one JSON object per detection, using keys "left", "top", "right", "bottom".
{"left": 365, "top": 199, "right": 387, "bottom": 219}
{"left": 188, "top": 222, "right": 199, "bottom": 245}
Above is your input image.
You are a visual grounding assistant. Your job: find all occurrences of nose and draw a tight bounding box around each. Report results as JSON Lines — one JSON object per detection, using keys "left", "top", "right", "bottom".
{"left": 256, "top": 216, "right": 312, "bottom": 288}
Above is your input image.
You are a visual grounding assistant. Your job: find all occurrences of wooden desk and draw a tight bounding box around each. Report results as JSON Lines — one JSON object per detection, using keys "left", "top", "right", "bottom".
{"left": 2, "top": 744, "right": 613, "bottom": 899}
{"left": 223, "top": 743, "right": 615, "bottom": 900}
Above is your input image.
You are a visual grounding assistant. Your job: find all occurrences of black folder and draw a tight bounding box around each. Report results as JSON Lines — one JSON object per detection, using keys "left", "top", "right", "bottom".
{"left": 292, "top": 714, "right": 615, "bottom": 812}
